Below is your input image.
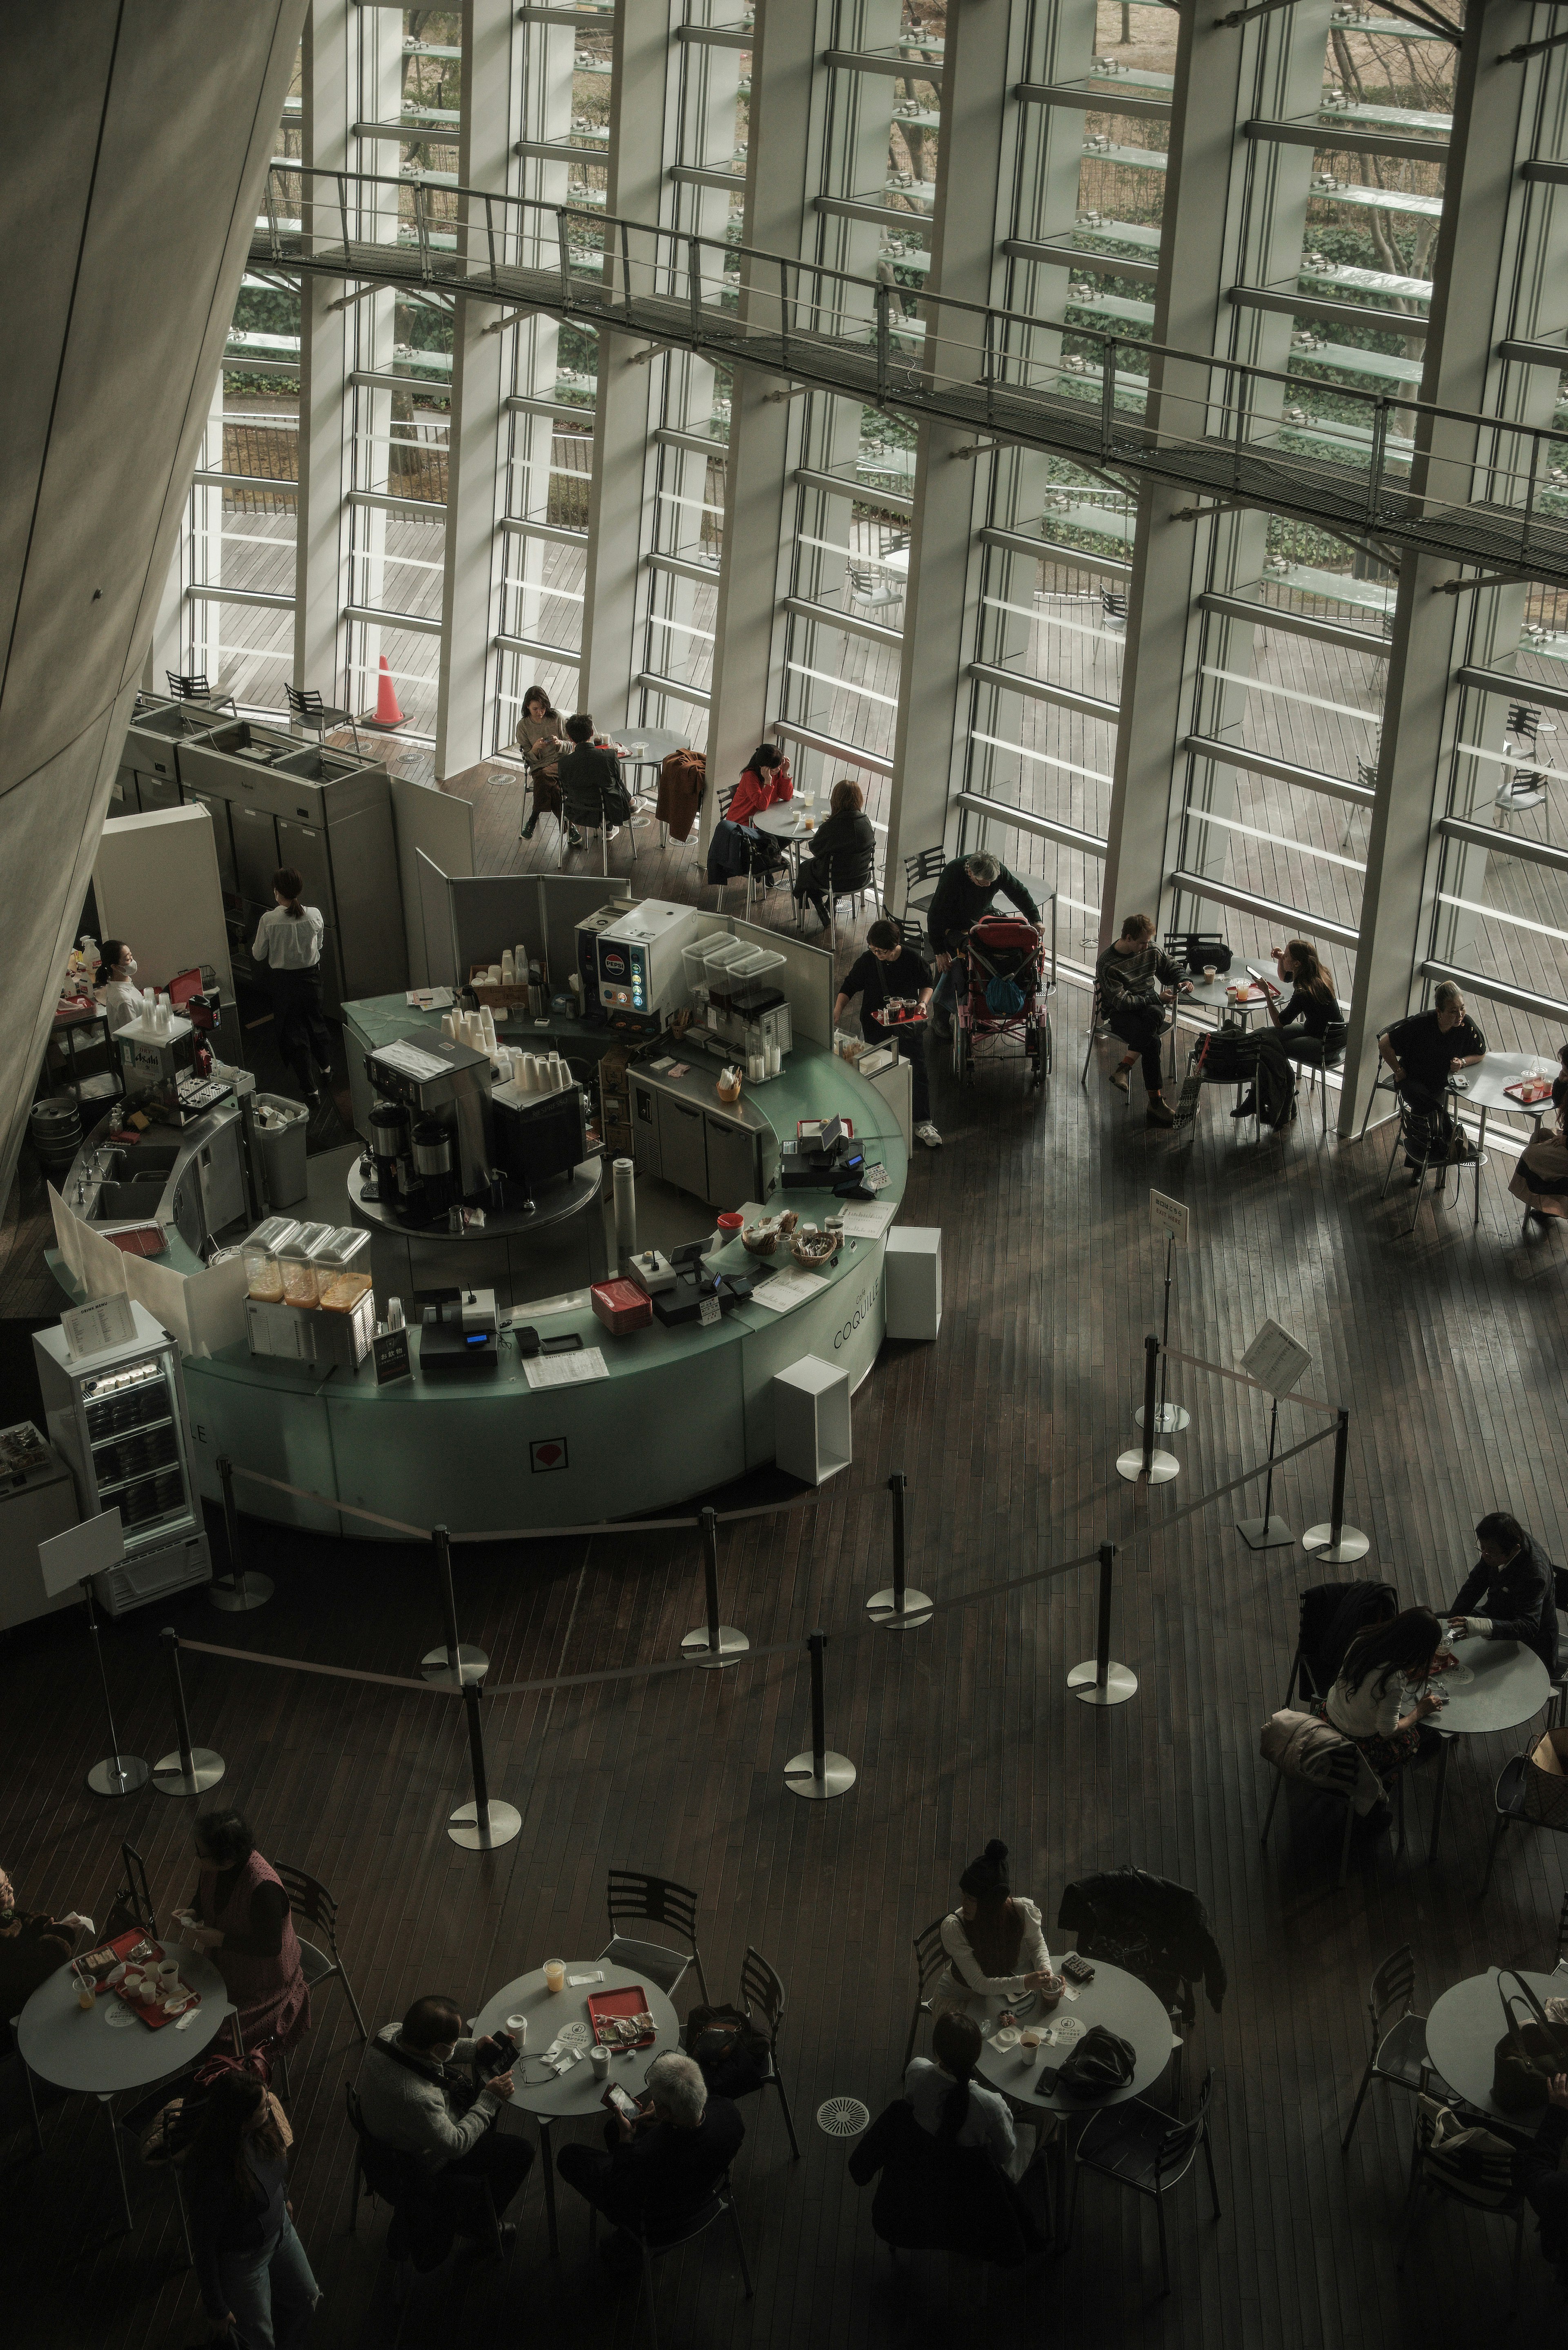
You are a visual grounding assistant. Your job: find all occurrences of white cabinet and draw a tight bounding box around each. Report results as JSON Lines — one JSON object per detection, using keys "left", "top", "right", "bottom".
{"left": 884, "top": 1226, "right": 941, "bottom": 1340}
{"left": 773, "top": 1355, "right": 851, "bottom": 1486}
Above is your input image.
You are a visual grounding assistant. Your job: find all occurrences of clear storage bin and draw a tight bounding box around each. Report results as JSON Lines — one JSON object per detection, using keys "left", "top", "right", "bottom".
{"left": 243, "top": 1217, "right": 302, "bottom": 1303}
{"left": 310, "top": 1226, "right": 374, "bottom": 1313}
{"left": 276, "top": 1220, "right": 336, "bottom": 1307}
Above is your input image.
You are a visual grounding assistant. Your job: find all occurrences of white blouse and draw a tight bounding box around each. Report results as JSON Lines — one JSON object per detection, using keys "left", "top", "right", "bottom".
{"left": 905, "top": 2058, "right": 1020, "bottom": 2177}
{"left": 1324, "top": 1669, "right": 1405, "bottom": 1741}
{"left": 98, "top": 977, "right": 147, "bottom": 1035}
{"left": 935, "top": 1898, "right": 1051, "bottom": 2000}
{"left": 252, "top": 904, "right": 325, "bottom": 972}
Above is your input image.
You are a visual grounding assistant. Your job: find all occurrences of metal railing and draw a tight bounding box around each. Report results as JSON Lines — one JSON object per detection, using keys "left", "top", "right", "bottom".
{"left": 255, "top": 163, "right": 1568, "bottom": 585}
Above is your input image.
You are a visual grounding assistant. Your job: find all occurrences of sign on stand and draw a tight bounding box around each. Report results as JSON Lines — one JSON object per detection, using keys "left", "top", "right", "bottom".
{"left": 61, "top": 1295, "right": 138, "bottom": 1361}
{"left": 1241, "top": 1319, "right": 1312, "bottom": 1399}
{"left": 1150, "top": 1190, "right": 1190, "bottom": 1247}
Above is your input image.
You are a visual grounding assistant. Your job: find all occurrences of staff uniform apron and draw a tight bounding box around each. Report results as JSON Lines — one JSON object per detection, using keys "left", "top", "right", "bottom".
{"left": 199, "top": 1851, "right": 311, "bottom": 2053}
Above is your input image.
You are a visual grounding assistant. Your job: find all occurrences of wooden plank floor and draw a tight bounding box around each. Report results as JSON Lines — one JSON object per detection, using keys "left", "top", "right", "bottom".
{"left": 5, "top": 975, "right": 1568, "bottom": 2348}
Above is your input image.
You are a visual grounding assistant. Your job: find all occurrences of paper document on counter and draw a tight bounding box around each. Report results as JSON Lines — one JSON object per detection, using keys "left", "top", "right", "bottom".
{"left": 405, "top": 987, "right": 453, "bottom": 1010}
{"left": 751, "top": 1268, "right": 831, "bottom": 1315}
{"left": 837, "top": 1201, "right": 895, "bottom": 1238}
{"left": 523, "top": 1347, "right": 610, "bottom": 1390}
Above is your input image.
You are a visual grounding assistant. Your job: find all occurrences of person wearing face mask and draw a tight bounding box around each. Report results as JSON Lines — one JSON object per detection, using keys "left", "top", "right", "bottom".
{"left": 356, "top": 1993, "right": 534, "bottom": 2246}
{"left": 1447, "top": 1510, "right": 1558, "bottom": 1670}
{"left": 94, "top": 941, "right": 147, "bottom": 1035}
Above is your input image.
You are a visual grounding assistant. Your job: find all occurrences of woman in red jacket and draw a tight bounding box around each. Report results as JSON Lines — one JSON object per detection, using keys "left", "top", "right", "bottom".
{"left": 728, "top": 744, "right": 793, "bottom": 827}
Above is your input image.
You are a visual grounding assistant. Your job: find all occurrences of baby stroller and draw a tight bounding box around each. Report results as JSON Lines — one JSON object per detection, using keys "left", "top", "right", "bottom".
{"left": 952, "top": 914, "right": 1052, "bottom": 1090}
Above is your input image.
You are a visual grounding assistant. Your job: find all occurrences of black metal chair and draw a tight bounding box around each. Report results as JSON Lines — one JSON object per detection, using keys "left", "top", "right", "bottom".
{"left": 587, "top": 2169, "right": 753, "bottom": 2350}
{"left": 816, "top": 848, "right": 879, "bottom": 947}
{"left": 1550, "top": 1565, "right": 1568, "bottom": 1729}
{"left": 898, "top": 845, "right": 947, "bottom": 921}
{"left": 115, "top": 2076, "right": 200, "bottom": 2261}
{"left": 1396, "top": 2096, "right": 1526, "bottom": 2314}
{"left": 107, "top": 1839, "right": 158, "bottom": 1940}
{"left": 286, "top": 683, "right": 362, "bottom": 755}
{"left": 738, "top": 1946, "right": 801, "bottom": 2160}
{"left": 1339, "top": 1944, "right": 1444, "bottom": 2152}
{"left": 1379, "top": 1089, "right": 1484, "bottom": 1237}
{"left": 1100, "top": 587, "right": 1128, "bottom": 630}
{"left": 1555, "top": 1886, "right": 1568, "bottom": 1970}
{"left": 1066, "top": 2068, "right": 1221, "bottom": 2296}
{"left": 1281, "top": 1579, "right": 1398, "bottom": 1711}
{"left": 709, "top": 784, "right": 774, "bottom": 915}
{"left": 903, "top": 1915, "right": 951, "bottom": 2069}
{"left": 1478, "top": 1744, "right": 1568, "bottom": 1896}
{"left": 1357, "top": 1026, "right": 1402, "bottom": 1140}
{"left": 166, "top": 670, "right": 236, "bottom": 713}
{"left": 1079, "top": 980, "right": 1152, "bottom": 1107}
{"left": 274, "top": 1863, "right": 369, "bottom": 2042}
{"left": 1279, "top": 1021, "right": 1347, "bottom": 1139}
{"left": 599, "top": 1870, "right": 710, "bottom": 2004}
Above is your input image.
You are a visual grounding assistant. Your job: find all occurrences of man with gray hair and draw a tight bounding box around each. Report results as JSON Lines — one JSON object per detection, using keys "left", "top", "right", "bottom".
{"left": 925, "top": 849, "right": 1042, "bottom": 1038}
{"left": 555, "top": 2046, "right": 744, "bottom": 2263}
{"left": 1379, "top": 981, "right": 1486, "bottom": 1179}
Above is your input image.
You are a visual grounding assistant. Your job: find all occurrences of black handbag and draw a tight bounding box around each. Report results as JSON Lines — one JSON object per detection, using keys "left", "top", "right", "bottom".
{"left": 1056, "top": 2024, "right": 1136, "bottom": 2100}
{"left": 1491, "top": 1969, "right": 1568, "bottom": 2113}
{"left": 1163, "top": 930, "right": 1233, "bottom": 977}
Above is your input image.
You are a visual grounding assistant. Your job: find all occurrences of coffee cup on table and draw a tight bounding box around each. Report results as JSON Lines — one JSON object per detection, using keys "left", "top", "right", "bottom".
{"left": 543, "top": 1959, "right": 566, "bottom": 1994}
{"left": 1203, "top": 965, "right": 1216, "bottom": 981}
{"left": 1018, "top": 2028, "right": 1041, "bottom": 2062}
{"left": 590, "top": 2047, "right": 610, "bottom": 2081}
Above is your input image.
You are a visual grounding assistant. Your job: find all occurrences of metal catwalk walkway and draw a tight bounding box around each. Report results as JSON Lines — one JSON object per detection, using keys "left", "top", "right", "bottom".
{"left": 254, "top": 166, "right": 1568, "bottom": 587}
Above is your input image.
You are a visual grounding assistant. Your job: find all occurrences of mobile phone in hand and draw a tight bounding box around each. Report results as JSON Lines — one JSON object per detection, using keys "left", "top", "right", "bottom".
{"left": 603, "top": 2083, "right": 643, "bottom": 2122}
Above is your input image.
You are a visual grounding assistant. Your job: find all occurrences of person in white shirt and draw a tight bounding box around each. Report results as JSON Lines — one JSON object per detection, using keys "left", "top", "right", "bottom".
{"left": 251, "top": 867, "right": 333, "bottom": 1105}
{"left": 1323, "top": 1606, "right": 1446, "bottom": 1781}
{"left": 933, "top": 1837, "right": 1059, "bottom": 2006}
{"left": 906, "top": 2011, "right": 1031, "bottom": 2181}
{"left": 94, "top": 941, "right": 147, "bottom": 1035}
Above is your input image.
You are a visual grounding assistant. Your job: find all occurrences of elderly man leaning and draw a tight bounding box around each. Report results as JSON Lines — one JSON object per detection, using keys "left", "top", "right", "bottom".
{"left": 356, "top": 1993, "right": 535, "bottom": 2246}
{"left": 555, "top": 2049, "right": 744, "bottom": 2269}
{"left": 1378, "top": 980, "right": 1486, "bottom": 1180}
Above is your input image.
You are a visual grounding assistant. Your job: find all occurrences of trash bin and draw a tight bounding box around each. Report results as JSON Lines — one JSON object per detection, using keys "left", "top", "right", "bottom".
{"left": 253, "top": 1094, "right": 310, "bottom": 1209}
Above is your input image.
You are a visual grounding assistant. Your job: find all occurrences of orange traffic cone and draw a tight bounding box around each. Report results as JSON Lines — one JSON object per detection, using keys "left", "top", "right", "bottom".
{"left": 373, "top": 655, "right": 405, "bottom": 729}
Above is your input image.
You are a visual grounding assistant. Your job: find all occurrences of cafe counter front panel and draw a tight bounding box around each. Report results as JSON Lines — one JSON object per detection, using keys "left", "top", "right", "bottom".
{"left": 180, "top": 1051, "right": 906, "bottom": 1537}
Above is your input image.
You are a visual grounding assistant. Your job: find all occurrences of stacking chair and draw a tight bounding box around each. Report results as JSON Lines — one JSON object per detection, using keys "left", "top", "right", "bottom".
{"left": 286, "top": 683, "right": 362, "bottom": 755}
{"left": 738, "top": 1946, "right": 802, "bottom": 2160}
{"left": 898, "top": 845, "right": 947, "bottom": 922}
{"left": 1477, "top": 1740, "right": 1568, "bottom": 1895}
{"left": 114, "top": 2078, "right": 198, "bottom": 2261}
{"left": 903, "top": 1915, "right": 951, "bottom": 2068}
{"left": 1555, "top": 1887, "right": 1568, "bottom": 1972}
{"left": 1357, "top": 1026, "right": 1402, "bottom": 1140}
{"left": 1100, "top": 587, "right": 1128, "bottom": 631}
{"left": 821, "top": 848, "right": 879, "bottom": 948}
{"left": 1078, "top": 981, "right": 1147, "bottom": 1109}
{"left": 274, "top": 1863, "right": 369, "bottom": 2048}
{"left": 1379, "top": 1093, "right": 1484, "bottom": 1236}
{"left": 1283, "top": 1023, "right": 1347, "bottom": 1139}
{"left": 1339, "top": 1945, "right": 1443, "bottom": 2152}
{"left": 1066, "top": 2069, "right": 1221, "bottom": 2296}
{"left": 708, "top": 785, "right": 773, "bottom": 916}
{"left": 1396, "top": 2097, "right": 1526, "bottom": 2314}
{"left": 1261, "top": 1732, "right": 1406, "bottom": 1887}
{"left": 165, "top": 670, "right": 236, "bottom": 714}
{"left": 1549, "top": 1565, "right": 1568, "bottom": 1728}
{"left": 586, "top": 2169, "right": 753, "bottom": 2350}
{"left": 599, "top": 1870, "right": 710, "bottom": 2004}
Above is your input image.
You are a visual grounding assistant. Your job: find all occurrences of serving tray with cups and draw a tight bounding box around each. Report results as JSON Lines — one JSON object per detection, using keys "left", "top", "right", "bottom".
{"left": 76, "top": 1930, "right": 201, "bottom": 2030}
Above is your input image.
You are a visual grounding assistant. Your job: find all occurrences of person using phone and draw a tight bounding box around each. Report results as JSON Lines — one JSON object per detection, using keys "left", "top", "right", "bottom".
{"left": 1322, "top": 1608, "right": 1448, "bottom": 1825}
{"left": 1447, "top": 1511, "right": 1557, "bottom": 1669}
{"left": 1232, "top": 940, "right": 1346, "bottom": 1120}
{"left": 555, "top": 2050, "right": 744, "bottom": 2270}
{"left": 1092, "top": 912, "right": 1190, "bottom": 1128}
{"left": 930, "top": 1838, "right": 1062, "bottom": 2007}
{"left": 356, "top": 1994, "right": 534, "bottom": 2250}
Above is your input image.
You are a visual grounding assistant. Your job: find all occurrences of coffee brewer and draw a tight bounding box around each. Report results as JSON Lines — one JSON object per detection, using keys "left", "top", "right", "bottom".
{"left": 365, "top": 1037, "right": 494, "bottom": 1226}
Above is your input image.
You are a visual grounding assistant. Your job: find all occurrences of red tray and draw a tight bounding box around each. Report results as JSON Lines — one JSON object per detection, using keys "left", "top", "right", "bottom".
{"left": 586, "top": 1984, "right": 656, "bottom": 2049}
{"left": 76, "top": 1932, "right": 202, "bottom": 2031}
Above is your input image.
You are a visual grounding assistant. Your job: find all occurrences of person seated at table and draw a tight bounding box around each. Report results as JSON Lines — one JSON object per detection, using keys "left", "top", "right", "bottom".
{"left": 558, "top": 713, "right": 633, "bottom": 851}
{"left": 357, "top": 1993, "right": 534, "bottom": 2243}
{"left": 179, "top": 1810, "right": 310, "bottom": 2053}
{"left": 728, "top": 741, "right": 793, "bottom": 830}
{"left": 0, "top": 1864, "right": 93, "bottom": 2053}
{"left": 1379, "top": 981, "right": 1486, "bottom": 1179}
{"left": 1510, "top": 1104, "right": 1568, "bottom": 1229}
{"left": 1448, "top": 1510, "right": 1558, "bottom": 1670}
{"left": 1552, "top": 1041, "right": 1568, "bottom": 1116}
{"left": 796, "top": 778, "right": 878, "bottom": 930}
{"left": 932, "top": 1838, "right": 1058, "bottom": 2006}
{"left": 1518, "top": 2074, "right": 1568, "bottom": 2289}
{"left": 1094, "top": 912, "right": 1191, "bottom": 1129}
{"left": 187, "top": 2071, "right": 319, "bottom": 2350}
{"left": 1242, "top": 940, "right": 1346, "bottom": 1093}
{"left": 555, "top": 2049, "right": 743, "bottom": 2269}
{"left": 906, "top": 2010, "right": 1033, "bottom": 2183}
{"left": 1321, "top": 1607, "right": 1447, "bottom": 1790}
{"left": 516, "top": 684, "right": 566, "bottom": 840}
{"left": 926, "top": 854, "right": 1042, "bottom": 1040}
{"left": 834, "top": 917, "right": 941, "bottom": 1148}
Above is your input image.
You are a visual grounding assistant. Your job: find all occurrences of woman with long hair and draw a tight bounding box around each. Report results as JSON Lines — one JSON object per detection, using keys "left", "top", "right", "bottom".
{"left": 1322, "top": 1605, "right": 1446, "bottom": 1780}
{"left": 933, "top": 1838, "right": 1059, "bottom": 2006}
{"left": 187, "top": 2071, "right": 318, "bottom": 2349}
{"left": 727, "top": 740, "right": 793, "bottom": 830}
{"left": 1232, "top": 938, "right": 1346, "bottom": 1121}
{"left": 793, "top": 777, "right": 877, "bottom": 931}
{"left": 516, "top": 684, "right": 566, "bottom": 840}
{"left": 904, "top": 2009, "right": 1024, "bottom": 2177}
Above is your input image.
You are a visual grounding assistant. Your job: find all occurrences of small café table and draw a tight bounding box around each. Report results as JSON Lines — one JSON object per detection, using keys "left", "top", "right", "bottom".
{"left": 1448, "top": 1052, "right": 1557, "bottom": 1225}
{"left": 17, "top": 1945, "right": 233, "bottom": 2232}
{"left": 1425, "top": 1965, "right": 1565, "bottom": 2125}
{"left": 1170, "top": 972, "right": 1267, "bottom": 1100}
{"left": 965, "top": 1959, "right": 1174, "bottom": 2237}
{"left": 753, "top": 802, "right": 820, "bottom": 927}
{"left": 1417, "top": 1637, "right": 1552, "bottom": 1864}
{"left": 474, "top": 1958, "right": 681, "bottom": 2256}
{"left": 610, "top": 726, "right": 690, "bottom": 833}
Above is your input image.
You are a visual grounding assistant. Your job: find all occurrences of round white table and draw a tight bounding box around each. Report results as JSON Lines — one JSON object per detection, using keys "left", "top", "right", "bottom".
{"left": 473, "top": 1958, "right": 681, "bottom": 2256}
{"left": 1417, "top": 1637, "right": 1552, "bottom": 1864}
{"left": 1448, "top": 1052, "right": 1557, "bottom": 1226}
{"left": 611, "top": 727, "right": 691, "bottom": 830}
{"left": 965, "top": 1960, "right": 1174, "bottom": 2232}
{"left": 753, "top": 803, "right": 821, "bottom": 926}
{"left": 1425, "top": 1965, "right": 1565, "bottom": 2125}
{"left": 18, "top": 1944, "right": 233, "bottom": 2231}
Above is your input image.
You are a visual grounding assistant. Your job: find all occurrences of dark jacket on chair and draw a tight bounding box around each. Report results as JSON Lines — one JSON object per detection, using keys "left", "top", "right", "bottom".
{"left": 1057, "top": 1867, "right": 1227, "bottom": 2026}
{"left": 559, "top": 742, "right": 632, "bottom": 829}
{"left": 848, "top": 2098, "right": 1045, "bottom": 2265}
{"left": 706, "top": 818, "right": 757, "bottom": 885}
{"left": 1450, "top": 1530, "right": 1558, "bottom": 1669}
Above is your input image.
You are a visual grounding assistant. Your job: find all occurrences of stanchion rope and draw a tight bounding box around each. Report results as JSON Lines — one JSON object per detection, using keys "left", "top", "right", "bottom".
{"left": 1158, "top": 1345, "right": 1341, "bottom": 1417}
{"left": 222, "top": 1459, "right": 819, "bottom": 1541}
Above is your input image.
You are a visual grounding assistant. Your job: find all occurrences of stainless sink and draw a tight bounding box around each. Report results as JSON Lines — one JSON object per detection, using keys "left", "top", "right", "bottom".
{"left": 85, "top": 1177, "right": 169, "bottom": 1222}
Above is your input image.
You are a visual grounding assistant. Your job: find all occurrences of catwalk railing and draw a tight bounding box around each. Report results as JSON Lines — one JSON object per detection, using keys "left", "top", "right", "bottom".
{"left": 254, "top": 164, "right": 1568, "bottom": 586}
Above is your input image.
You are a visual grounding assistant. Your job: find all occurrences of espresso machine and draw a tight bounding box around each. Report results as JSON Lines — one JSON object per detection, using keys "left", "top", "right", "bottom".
{"left": 364, "top": 1037, "right": 494, "bottom": 1226}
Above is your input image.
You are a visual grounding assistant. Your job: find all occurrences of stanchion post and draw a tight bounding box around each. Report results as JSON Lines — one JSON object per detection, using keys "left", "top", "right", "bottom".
{"left": 867, "top": 1471, "right": 932, "bottom": 1627}
{"left": 682, "top": 1504, "right": 749, "bottom": 1665}
{"left": 448, "top": 1681, "right": 521, "bottom": 1850}
{"left": 1118, "top": 1336, "right": 1179, "bottom": 1485}
{"left": 82, "top": 1577, "right": 149, "bottom": 1797}
{"left": 209, "top": 1456, "right": 274, "bottom": 1613}
{"left": 784, "top": 1629, "right": 856, "bottom": 1797}
{"left": 1068, "top": 1545, "right": 1138, "bottom": 1706}
{"left": 1303, "top": 1405, "right": 1370, "bottom": 1562}
{"left": 1237, "top": 1396, "right": 1296, "bottom": 1549}
{"left": 1136, "top": 1234, "right": 1190, "bottom": 1436}
{"left": 421, "top": 1523, "right": 488, "bottom": 1686}
{"left": 152, "top": 1628, "right": 226, "bottom": 1795}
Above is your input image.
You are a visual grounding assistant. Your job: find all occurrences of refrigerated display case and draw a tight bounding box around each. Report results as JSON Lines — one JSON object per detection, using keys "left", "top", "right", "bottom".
{"left": 33, "top": 1302, "right": 211, "bottom": 1616}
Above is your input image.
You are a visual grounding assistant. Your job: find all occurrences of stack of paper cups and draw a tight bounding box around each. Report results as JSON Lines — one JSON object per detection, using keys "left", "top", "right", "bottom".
{"left": 767, "top": 1043, "right": 782, "bottom": 1076}
{"left": 501, "top": 950, "right": 515, "bottom": 984}
{"left": 612, "top": 1157, "right": 637, "bottom": 1266}
{"left": 481, "top": 1007, "right": 497, "bottom": 1048}
{"left": 521, "top": 1054, "right": 540, "bottom": 1089}
{"left": 488, "top": 963, "right": 502, "bottom": 984}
